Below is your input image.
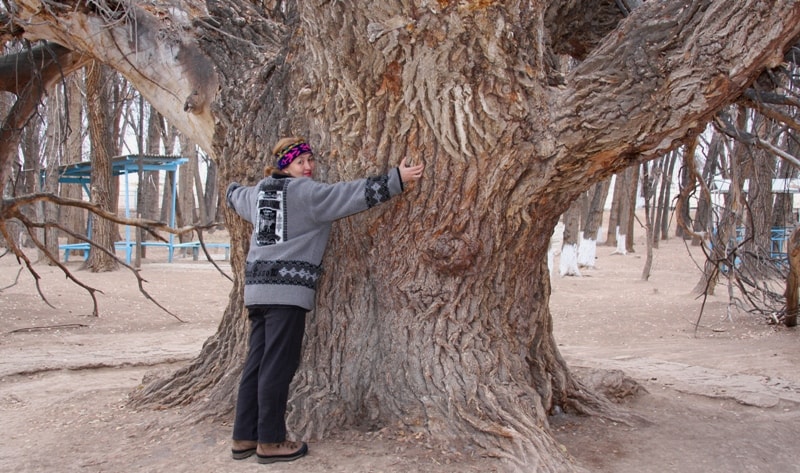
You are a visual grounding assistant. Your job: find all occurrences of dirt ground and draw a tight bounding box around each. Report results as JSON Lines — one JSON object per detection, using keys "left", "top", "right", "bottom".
{"left": 1, "top": 231, "right": 799, "bottom": 473}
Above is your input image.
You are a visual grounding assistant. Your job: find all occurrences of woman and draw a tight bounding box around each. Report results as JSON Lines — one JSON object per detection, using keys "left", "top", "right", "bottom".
{"left": 227, "top": 137, "right": 424, "bottom": 464}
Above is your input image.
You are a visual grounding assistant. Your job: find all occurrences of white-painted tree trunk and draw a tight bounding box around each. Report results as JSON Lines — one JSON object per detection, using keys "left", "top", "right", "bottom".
{"left": 613, "top": 227, "right": 628, "bottom": 255}
{"left": 577, "top": 236, "right": 597, "bottom": 267}
{"left": 559, "top": 242, "right": 582, "bottom": 277}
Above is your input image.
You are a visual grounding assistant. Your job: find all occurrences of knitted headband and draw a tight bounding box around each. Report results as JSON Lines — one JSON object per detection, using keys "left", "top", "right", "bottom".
{"left": 275, "top": 141, "right": 313, "bottom": 170}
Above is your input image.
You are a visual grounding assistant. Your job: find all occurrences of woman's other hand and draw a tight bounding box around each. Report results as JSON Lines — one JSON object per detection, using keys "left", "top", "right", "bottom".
{"left": 399, "top": 157, "right": 425, "bottom": 184}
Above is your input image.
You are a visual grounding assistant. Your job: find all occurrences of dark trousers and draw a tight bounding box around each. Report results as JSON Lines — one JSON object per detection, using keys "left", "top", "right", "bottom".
{"left": 232, "top": 306, "right": 307, "bottom": 443}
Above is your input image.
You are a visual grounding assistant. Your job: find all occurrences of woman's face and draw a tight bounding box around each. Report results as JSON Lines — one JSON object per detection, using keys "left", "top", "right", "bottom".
{"left": 284, "top": 153, "right": 316, "bottom": 178}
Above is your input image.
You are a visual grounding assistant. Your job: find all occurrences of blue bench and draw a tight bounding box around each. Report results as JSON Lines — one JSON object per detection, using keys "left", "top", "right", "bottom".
{"left": 60, "top": 243, "right": 91, "bottom": 262}
{"left": 60, "top": 241, "right": 151, "bottom": 263}
{"left": 59, "top": 241, "right": 230, "bottom": 263}
{"left": 172, "top": 242, "right": 231, "bottom": 261}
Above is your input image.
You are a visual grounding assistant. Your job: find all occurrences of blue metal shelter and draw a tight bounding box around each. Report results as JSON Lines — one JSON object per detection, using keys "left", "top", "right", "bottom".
{"left": 51, "top": 154, "right": 188, "bottom": 263}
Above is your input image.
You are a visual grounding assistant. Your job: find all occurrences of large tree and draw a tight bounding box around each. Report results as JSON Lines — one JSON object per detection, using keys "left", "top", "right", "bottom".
{"left": 3, "top": 1, "right": 800, "bottom": 471}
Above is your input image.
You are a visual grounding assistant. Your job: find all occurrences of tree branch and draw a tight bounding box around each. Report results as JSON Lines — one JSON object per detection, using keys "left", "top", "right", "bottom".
{"left": 0, "top": 192, "right": 234, "bottom": 321}
{"left": 546, "top": 0, "right": 800, "bottom": 204}
{"left": 713, "top": 113, "right": 800, "bottom": 169}
{"left": 738, "top": 90, "right": 800, "bottom": 134}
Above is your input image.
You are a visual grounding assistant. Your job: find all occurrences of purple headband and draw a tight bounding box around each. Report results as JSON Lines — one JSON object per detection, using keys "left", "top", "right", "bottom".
{"left": 275, "top": 141, "right": 313, "bottom": 170}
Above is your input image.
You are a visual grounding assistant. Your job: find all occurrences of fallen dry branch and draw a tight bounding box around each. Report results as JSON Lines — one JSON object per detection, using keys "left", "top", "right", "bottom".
{"left": 7, "top": 323, "right": 89, "bottom": 334}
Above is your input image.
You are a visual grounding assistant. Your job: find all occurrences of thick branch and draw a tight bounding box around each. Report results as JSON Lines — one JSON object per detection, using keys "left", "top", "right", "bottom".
{"left": 0, "top": 42, "right": 89, "bottom": 188}
{"left": 10, "top": 0, "right": 220, "bottom": 154}
{"left": 0, "top": 42, "right": 88, "bottom": 94}
{"left": 738, "top": 91, "right": 800, "bottom": 134}
{"left": 545, "top": 0, "right": 800, "bottom": 204}
{"left": 713, "top": 113, "right": 800, "bottom": 169}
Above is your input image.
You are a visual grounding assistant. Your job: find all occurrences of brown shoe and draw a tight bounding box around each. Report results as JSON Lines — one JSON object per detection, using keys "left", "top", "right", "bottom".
{"left": 256, "top": 440, "right": 308, "bottom": 464}
{"left": 231, "top": 439, "right": 257, "bottom": 460}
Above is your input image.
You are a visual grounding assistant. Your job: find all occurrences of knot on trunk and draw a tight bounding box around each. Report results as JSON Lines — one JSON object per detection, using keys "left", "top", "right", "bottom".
{"left": 422, "top": 233, "right": 481, "bottom": 275}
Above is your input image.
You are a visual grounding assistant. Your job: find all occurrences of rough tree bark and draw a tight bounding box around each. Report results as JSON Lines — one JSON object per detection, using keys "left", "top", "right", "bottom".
{"left": 4, "top": 1, "right": 800, "bottom": 471}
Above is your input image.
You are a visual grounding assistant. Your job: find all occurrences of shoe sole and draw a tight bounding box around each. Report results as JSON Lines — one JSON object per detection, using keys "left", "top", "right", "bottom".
{"left": 231, "top": 448, "right": 257, "bottom": 460}
{"left": 256, "top": 443, "right": 308, "bottom": 464}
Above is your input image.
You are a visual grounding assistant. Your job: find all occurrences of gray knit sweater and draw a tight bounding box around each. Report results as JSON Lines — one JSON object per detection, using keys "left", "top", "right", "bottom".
{"left": 226, "top": 168, "right": 404, "bottom": 310}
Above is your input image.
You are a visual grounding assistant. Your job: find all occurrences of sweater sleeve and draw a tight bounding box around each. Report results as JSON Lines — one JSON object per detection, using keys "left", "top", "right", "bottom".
{"left": 301, "top": 168, "right": 404, "bottom": 223}
{"left": 226, "top": 181, "right": 260, "bottom": 224}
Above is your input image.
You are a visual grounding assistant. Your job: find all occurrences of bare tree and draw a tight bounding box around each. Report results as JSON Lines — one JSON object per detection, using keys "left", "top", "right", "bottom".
{"left": 83, "top": 61, "right": 118, "bottom": 272}
{"left": 201, "top": 153, "right": 220, "bottom": 227}
{"left": 740, "top": 113, "right": 776, "bottom": 269}
{"left": 605, "top": 173, "right": 621, "bottom": 248}
{"left": 58, "top": 74, "right": 87, "bottom": 257}
{"left": 609, "top": 166, "right": 636, "bottom": 255}
{"left": 625, "top": 164, "right": 640, "bottom": 254}
{"left": 3, "top": 1, "right": 800, "bottom": 470}
{"left": 560, "top": 198, "right": 582, "bottom": 276}
{"left": 577, "top": 179, "right": 610, "bottom": 268}
{"left": 691, "top": 133, "right": 721, "bottom": 246}
{"left": 654, "top": 149, "right": 678, "bottom": 245}
{"left": 40, "top": 85, "right": 62, "bottom": 261}
{"left": 641, "top": 160, "right": 658, "bottom": 281}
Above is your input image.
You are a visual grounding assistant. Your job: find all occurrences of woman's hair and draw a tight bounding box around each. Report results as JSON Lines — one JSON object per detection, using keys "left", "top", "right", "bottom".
{"left": 264, "top": 136, "right": 305, "bottom": 176}
{"left": 263, "top": 164, "right": 282, "bottom": 177}
{"left": 272, "top": 136, "right": 305, "bottom": 156}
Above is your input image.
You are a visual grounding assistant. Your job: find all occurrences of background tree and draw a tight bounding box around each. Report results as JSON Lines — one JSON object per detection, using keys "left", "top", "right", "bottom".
{"left": 655, "top": 150, "right": 678, "bottom": 245}
{"left": 607, "top": 167, "right": 637, "bottom": 255}
{"left": 41, "top": 82, "right": 63, "bottom": 260}
{"left": 576, "top": 179, "right": 610, "bottom": 268}
{"left": 560, "top": 199, "right": 582, "bottom": 276}
{"left": 58, "top": 74, "right": 87, "bottom": 259}
{"left": 641, "top": 159, "right": 658, "bottom": 280}
{"left": 740, "top": 113, "right": 775, "bottom": 268}
{"left": 83, "top": 61, "right": 118, "bottom": 272}
{"left": 3, "top": 1, "right": 800, "bottom": 471}
{"left": 690, "top": 133, "right": 721, "bottom": 246}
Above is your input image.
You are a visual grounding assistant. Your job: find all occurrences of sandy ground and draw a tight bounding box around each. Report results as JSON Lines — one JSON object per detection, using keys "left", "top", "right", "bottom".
{"left": 1, "top": 232, "right": 799, "bottom": 473}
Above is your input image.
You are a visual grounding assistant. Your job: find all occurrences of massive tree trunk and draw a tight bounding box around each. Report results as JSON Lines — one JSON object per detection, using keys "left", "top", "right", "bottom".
{"left": 5, "top": 0, "right": 800, "bottom": 470}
